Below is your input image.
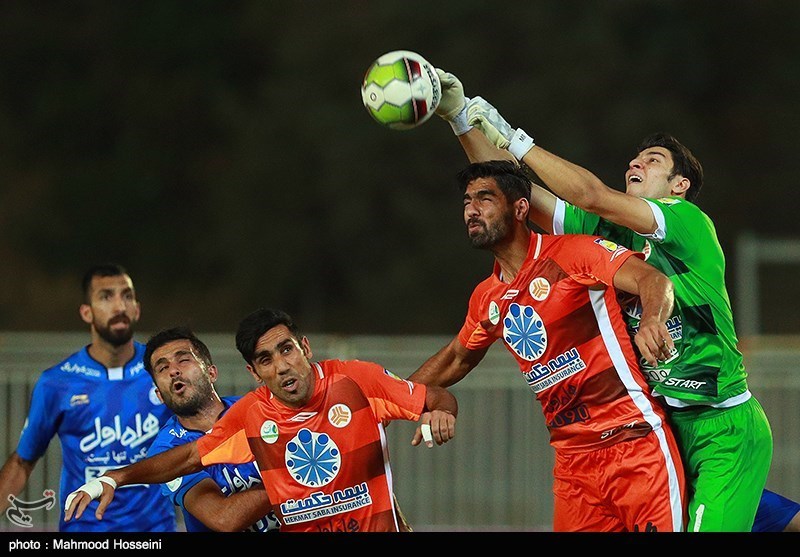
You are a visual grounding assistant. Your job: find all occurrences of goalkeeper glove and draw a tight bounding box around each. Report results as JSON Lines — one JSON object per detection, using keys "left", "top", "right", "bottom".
{"left": 467, "top": 96, "right": 535, "bottom": 160}
{"left": 434, "top": 68, "right": 472, "bottom": 136}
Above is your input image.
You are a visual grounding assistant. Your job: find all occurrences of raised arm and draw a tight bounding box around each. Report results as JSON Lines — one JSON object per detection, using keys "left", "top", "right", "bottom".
{"left": 64, "top": 441, "right": 202, "bottom": 523}
{"left": 434, "top": 69, "right": 557, "bottom": 233}
{"left": 466, "top": 95, "right": 657, "bottom": 235}
{"left": 613, "top": 255, "right": 675, "bottom": 366}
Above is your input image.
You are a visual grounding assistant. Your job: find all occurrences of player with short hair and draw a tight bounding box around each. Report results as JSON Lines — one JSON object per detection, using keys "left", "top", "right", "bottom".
{"left": 433, "top": 70, "right": 774, "bottom": 531}
{"left": 408, "top": 160, "right": 686, "bottom": 531}
{"left": 0, "top": 263, "right": 176, "bottom": 532}
{"left": 144, "top": 326, "right": 280, "bottom": 532}
{"left": 64, "top": 307, "right": 457, "bottom": 532}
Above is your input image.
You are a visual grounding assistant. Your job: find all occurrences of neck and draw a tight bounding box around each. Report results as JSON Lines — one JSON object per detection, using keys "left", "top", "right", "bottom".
{"left": 494, "top": 228, "right": 532, "bottom": 283}
{"left": 87, "top": 339, "right": 136, "bottom": 369}
{"left": 177, "top": 394, "right": 225, "bottom": 432}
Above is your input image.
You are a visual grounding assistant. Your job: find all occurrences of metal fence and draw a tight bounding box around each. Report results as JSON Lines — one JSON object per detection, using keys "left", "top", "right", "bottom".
{"left": 1, "top": 331, "right": 797, "bottom": 532}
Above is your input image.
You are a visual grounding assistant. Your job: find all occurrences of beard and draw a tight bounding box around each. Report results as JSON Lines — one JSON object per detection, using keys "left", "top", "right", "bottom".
{"left": 95, "top": 316, "right": 135, "bottom": 347}
{"left": 467, "top": 214, "right": 512, "bottom": 249}
{"left": 164, "top": 376, "right": 215, "bottom": 417}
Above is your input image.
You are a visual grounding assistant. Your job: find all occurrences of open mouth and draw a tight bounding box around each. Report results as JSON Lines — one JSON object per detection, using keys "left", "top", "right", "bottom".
{"left": 628, "top": 174, "right": 643, "bottom": 184}
{"left": 281, "top": 378, "right": 297, "bottom": 393}
{"left": 172, "top": 381, "right": 187, "bottom": 395}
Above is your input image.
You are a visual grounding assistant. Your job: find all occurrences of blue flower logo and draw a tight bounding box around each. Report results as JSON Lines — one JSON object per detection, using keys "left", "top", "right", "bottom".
{"left": 503, "top": 303, "right": 547, "bottom": 361}
{"left": 285, "top": 428, "right": 341, "bottom": 487}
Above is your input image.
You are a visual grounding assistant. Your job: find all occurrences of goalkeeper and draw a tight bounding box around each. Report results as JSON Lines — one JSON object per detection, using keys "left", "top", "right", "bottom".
{"left": 431, "top": 68, "right": 776, "bottom": 532}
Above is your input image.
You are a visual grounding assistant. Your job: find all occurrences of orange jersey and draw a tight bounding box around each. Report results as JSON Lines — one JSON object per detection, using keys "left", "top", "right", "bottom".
{"left": 195, "top": 359, "right": 426, "bottom": 532}
{"left": 459, "top": 232, "right": 670, "bottom": 453}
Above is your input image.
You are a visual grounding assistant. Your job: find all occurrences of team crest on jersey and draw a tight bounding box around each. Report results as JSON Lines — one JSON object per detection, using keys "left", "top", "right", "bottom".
{"left": 593, "top": 237, "right": 628, "bottom": 261}
{"left": 503, "top": 303, "right": 547, "bottom": 361}
{"left": 488, "top": 301, "right": 500, "bottom": 325}
{"left": 260, "top": 420, "right": 279, "bottom": 444}
{"left": 528, "top": 277, "right": 550, "bottom": 301}
{"left": 328, "top": 404, "right": 351, "bottom": 428}
{"left": 657, "top": 197, "right": 681, "bottom": 205}
{"left": 148, "top": 386, "right": 163, "bottom": 406}
{"left": 285, "top": 428, "right": 341, "bottom": 487}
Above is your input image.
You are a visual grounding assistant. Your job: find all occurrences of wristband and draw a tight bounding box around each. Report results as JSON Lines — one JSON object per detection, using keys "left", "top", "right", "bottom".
{"left": 448, "top": 100, "right": 473, "bottom": 136}
{"left": 508, "top": 127, "right": 535, "bottom": 160}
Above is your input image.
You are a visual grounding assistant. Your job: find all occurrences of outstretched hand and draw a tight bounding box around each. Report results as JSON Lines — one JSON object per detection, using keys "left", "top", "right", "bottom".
{"left": 64, "top": 475, "right": 117, "bottom": 523}
{"left": 434, "top": 68, "right": 472, "bottom": 135}
{"left": 411, "top": 409, "right": 456, "bottom": 448}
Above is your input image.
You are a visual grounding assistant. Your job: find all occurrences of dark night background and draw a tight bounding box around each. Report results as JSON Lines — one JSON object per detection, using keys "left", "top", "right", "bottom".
{"left": 1, "top": 0, "right": 798, "bottom": 335}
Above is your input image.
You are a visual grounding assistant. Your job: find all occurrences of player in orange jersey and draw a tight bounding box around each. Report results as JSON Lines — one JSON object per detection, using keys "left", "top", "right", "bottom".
{"left": 64, "top": 307, "right": 457, "bottom": 532}
{"left": 408, "top": 160, "right": 686, "bottom": 532}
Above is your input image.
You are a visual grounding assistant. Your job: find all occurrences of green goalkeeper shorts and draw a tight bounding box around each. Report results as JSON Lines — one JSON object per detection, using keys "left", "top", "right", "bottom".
{"left": 668, "top": 395, "right": 773, "bottom": 532}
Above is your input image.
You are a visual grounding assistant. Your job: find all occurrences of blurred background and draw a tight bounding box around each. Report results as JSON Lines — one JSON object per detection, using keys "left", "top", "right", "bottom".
{"left": 1, "top": 0, "right": 799, "bottom": 531}
{"left": 0, "top": 0, "right": 798, "bottom": 335}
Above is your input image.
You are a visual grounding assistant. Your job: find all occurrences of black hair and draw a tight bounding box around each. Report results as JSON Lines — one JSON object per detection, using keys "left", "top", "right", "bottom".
{"left": 456, "top": 160, "right": 532, "bottom": 202}
{"left": 637, "top": 132, "right": 704, "bottom": 202}
{"left": 143, "top": 326, "right": 213, "bottom": 376}
{"left": 235, "top": 308, "right": 299, "bottom": 365}
{"left": 81, "top": 263, "right": 130, "bottom": 303}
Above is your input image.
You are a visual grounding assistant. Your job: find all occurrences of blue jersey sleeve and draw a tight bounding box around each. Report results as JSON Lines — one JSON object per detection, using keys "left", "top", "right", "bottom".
{"left": 16, "top": 373, "right": 63, "bottom": 462}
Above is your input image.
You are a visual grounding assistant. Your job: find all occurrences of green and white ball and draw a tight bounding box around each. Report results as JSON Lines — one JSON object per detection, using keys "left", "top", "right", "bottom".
{"left": 360, "top": 50, "right": 441, "bottom": 131}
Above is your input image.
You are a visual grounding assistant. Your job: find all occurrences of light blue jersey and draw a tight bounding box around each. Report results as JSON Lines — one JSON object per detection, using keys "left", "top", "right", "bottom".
{"left": 16, "top": 342, "right": 176, "bottom": 532}
{"left": 148, "top": 396, "right": 279, "bottom": 532}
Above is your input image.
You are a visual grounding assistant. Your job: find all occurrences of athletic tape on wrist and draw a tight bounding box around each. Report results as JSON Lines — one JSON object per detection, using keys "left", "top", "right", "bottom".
{"left": 508, "top": 128, "right": 535, "bottom": 160}
{"left": 449, "top": 103, "right": 473, "bottom": 136}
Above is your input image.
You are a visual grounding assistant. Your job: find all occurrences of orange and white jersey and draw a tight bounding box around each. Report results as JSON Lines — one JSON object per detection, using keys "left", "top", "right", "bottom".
{"left": 196, "top": 359, "right": 426, "bottom": 532}
{"left": 459, "top": 231, "right": 670, "bottom": 453}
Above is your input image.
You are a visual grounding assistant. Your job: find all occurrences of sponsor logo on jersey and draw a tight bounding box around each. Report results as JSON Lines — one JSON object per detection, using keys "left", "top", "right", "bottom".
{"left": 657, "top": 197, "right": 681, "bottom": 205}
{"left": 130, "top": 361, "right": 145, "bottom": 376}
{"left": 500, "top": 289, "right": 519, "bottom": 300}
{"left": 663, "top": 377, "right": 707, "bottom": 390}
{"left": 528, "top": 277, "right": 550, "bottom": 301}
{"left": 284, "top": 428, "right": 340, "bottom": 488}
{"left": 642, "top": 240, "right": 652, "bottom": 261}
{"left": 502, "top": 303, "right": 547, "bottom": 362}
{"left": 328, "top": 404, "right": 351, "bottom": 428}
{"left": 166, "top": 477, "right": 183, "bottom": 492}
{"left": 522, "top": 347, "right": 587, "bottom": 393}
{"left": 288, "top": 411, "right": 318, "bottom": 423}
{"left": 593, "top": 237, "right": 629, "bottom": 261}
{"left": 280, "top": 481, "right": 371, "bottom": 526}
{"left": 488, "top": 301, "right": 500, "bottom": 325}
{"left": 61, "top": 362, "right": 102, "bottom": 377}
{"left": 220, "top": 463, "right": 262, "bottom": 494}
{"left": 69, "top": 394, "right": 90, "bottom": 407}
{"left": 260, "top": 420, "right": 279, "bottom": 444}
{"left": 79, "top": 413, "right": 162, "bottom": 453}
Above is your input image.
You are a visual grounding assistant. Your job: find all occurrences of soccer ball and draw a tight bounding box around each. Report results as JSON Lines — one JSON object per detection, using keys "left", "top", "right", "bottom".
{"left": 360, "top": 50, "right": 441, "bottom": 131}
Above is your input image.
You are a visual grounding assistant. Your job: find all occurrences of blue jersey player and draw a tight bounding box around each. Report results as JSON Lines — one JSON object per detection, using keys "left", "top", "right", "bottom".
{"left": 143, "top": 327, "right": 279, "bottom": 532}
{"left": 752, "top": 489, "right": 800, "bottom": 533}
{"left": 0, "top": 264, "right": 176, "bottom": 532}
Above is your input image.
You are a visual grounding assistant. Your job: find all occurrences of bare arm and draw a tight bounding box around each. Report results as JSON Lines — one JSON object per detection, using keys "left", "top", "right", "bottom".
{"left": 613, "top": 256, "right": 675, "bottom": 366}
{"left": 183, "top": 479, "right": 274, "bottom": 532}
{"left": 407, "top": 336, "right": 487, "bottom": 388}
{"left": 0, "top": 452, "right": 37, "bottom": 514}
{"left": 65, "top": 441, "right": 202, "bottom": 522}
{"left": 520, "top": 146, "right": 658, "bottom": 235}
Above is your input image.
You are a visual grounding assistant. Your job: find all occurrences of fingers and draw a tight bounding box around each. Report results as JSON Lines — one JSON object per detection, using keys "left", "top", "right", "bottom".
{"left": 64, "top": 492, "right": 88, "bottom": 522}
{"left": 412, "top": 411, "right": 456, "bottom": 448}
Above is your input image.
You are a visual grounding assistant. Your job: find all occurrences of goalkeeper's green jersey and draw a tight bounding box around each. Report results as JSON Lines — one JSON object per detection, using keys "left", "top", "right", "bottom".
{"left": 553, "top": 196, "right": 749, "bottom": 407}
